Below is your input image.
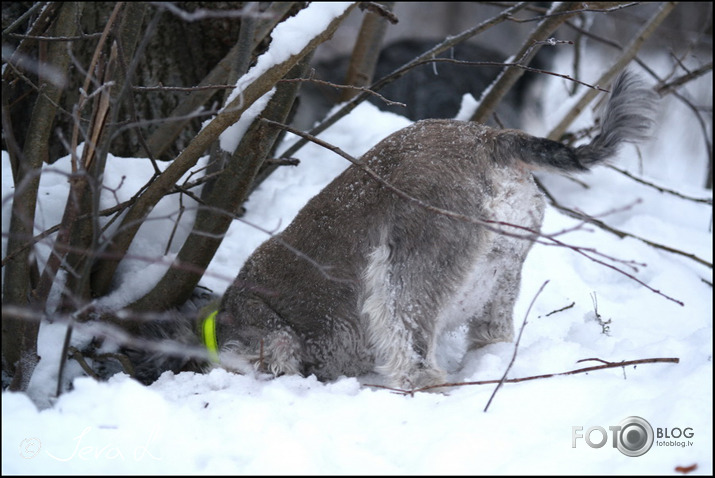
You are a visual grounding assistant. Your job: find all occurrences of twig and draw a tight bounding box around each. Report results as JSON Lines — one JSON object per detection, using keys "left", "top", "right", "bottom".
{"left": 544, "top": 233, "right": 684, "bottom": 306}
{"left": 164, "top": 186, "right": 186, "bottom": 255}
{"left": 279, "top": 76, "right": 407, "bottom": 107}
{"left": 656, "top": 62, "right": 713, "bottom": 96}
{"left": 576, "top": 357, "right": 611, "bottom": 365}
{"left": 547, "top": 2, "right": 677, "bottom": 141}
{"left": 605, "top": 164, "right": 712, "bottom": 205}
{"left": 484, "top": 280, "right": 549, "bottom": 412}
{"left": 1, "top": 1, "right": 47, "bottom": 37}
{"left": 412, "top": 57, "right": 610, "bottom": 92}
{"left": 544, "top": 301, "right": 575, "bottom": 317}
{"left": 358, "top": 2, "right": 399, "bottom": 24}
{"left": 535, "top": 177, "right": 713, "bottom": 270}
{"left": 90, "top": 3, "right": 357, "bottom": 297}
{"left": 56, "top": 321, "right": 76, "bottom": 396}
{"left": 674, "top": 464, "right": 698, "bottom": 474}
{"left": 471, "top": 2, "right": 586, "bottom": 124}
{"left": 279, "top": 2, "right": 530, "bottom": 160}
{"left": 366, "top": 357, "right": 680, "bottom": 395}
{"left": 263, "top": 157, "right": 300, "bottom": 167}
{"left": 5, "top": 32, "right": 103, "bottom": 41}
{"left": 148, "top": 2, "right": 273, "bottom": 22}
{"left": 67, "top": 346, "right": 99, "bottom": 380}
{"left": 68, "top": 345, "right": 136, "bottom": 378}
{"left": 132, "top": 84, "right": 238, "bottom": 92}
{"left": 505, "top": 2, "right": 639, "bottom": 22}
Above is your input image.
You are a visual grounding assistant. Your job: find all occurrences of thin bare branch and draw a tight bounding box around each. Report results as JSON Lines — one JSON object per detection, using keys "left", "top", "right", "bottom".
{"left": 132, "top": 84, "right": 238, "bottom": 92}
{"left": 1, "top": 2, "right": 47, "bottom": 37}
{"left": 367, "top": 357, "right": 681, "bottom": 395}
{"left": 280, "top": 76, "right": 407, "bottom": 107}
{"left": 5, "top": 32, "right": 103, "bottom": 41}
{"left": 605, "top": 164, "right": 712, "bottom": 205}
{"left": 504, "top": 2, "right": 640, "bottom": 23}
{"left": 279, "top": 2, "right": 530, "bottom": 160}
{"left": 547, "top": 2, "right": 677, "bottom": 141}
{"left": 656, "top": 62, "right": 713, "bottom": 96}
{"left": 148, "top": 2, "right": 274, "bottom": 22}
{"left": 534, "top": 177, "right": 712, "bottom": 270}
{"left": 142, "top": 2, "right": 297, "bottom": 158}
{"left": 417, "top": 57, "right": 609, "bottom": 92}
{"left": 91, "top": 4, "right": 358, "bottom": 299}
{"left": 545, "top": 301, "right": 576, "bottom": 317}
{"left": 471, "top": 2, "right": 585, "bottom": 124}
{"left": 484, "top": 280, "right": 549, "bottom": 412}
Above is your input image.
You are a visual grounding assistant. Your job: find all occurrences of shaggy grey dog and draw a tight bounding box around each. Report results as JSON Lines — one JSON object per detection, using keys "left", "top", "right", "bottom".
{"left": 214, "top": 71, "right": 655, "bottom": 389}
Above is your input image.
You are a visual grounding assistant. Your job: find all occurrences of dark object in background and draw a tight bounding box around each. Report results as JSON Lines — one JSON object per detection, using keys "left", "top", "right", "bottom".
{"left": 296, "top": 38, "right": 554, "bottom": 129}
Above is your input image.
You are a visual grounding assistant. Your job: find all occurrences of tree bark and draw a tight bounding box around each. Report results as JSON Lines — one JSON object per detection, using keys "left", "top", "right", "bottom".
{"left": 2, "top": 2, "right": 82, "bottom": 391}
{"left": 469, "top": 2, "right": 583, "bottom": 124}
{"left": 91, "top": 3, "right": 357, "bottom": 298}
{"left": 546, "top": 2, "right": 677, "bottom": 141}
{"left": 339, "top": 2, "right": 394, "bottom": 102}
{"left": 142, "top": 2, "right": 298, "bottom": 160}
{"left": 129, "top": 58, "right": 313, "bottom": 314}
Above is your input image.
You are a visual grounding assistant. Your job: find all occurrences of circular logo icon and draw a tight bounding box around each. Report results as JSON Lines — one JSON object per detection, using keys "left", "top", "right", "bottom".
{"left": 19, "top": 437, "right": 42, "bottom": 459}
{"left": 616, "top": 416, "right": 654, "bottom": 457}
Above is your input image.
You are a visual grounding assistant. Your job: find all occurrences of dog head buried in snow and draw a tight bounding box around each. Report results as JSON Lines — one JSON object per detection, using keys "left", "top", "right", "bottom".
{"left": 214, "top": 71, "right": 656, "bottom": 390}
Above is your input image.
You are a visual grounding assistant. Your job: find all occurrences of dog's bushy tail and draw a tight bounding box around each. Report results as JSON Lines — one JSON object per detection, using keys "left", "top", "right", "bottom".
{"left": 497, "top": 70, "right": 657, "bottom": 172}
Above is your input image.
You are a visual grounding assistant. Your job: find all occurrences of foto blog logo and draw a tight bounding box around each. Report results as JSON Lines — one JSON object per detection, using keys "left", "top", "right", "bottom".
{"left": 572, "top": 416, "right": 654, "bottom": 457}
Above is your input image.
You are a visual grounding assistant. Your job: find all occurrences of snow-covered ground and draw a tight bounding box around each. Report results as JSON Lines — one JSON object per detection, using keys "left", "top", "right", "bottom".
{"left": 2, "top": 3, "right": 712, "bottom": 474}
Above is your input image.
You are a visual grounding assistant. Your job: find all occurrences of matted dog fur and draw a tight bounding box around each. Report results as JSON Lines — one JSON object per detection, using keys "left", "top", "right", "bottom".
{"left": 206, "top": 71, "right": 654, "bottom": 390}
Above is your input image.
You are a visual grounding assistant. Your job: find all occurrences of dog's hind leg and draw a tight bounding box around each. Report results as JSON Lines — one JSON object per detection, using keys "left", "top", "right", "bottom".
{"left": 361, "top": 236, "right": 447, "bottom": 389}
{"left": 361, "top": 205, "right": 483, "bottom": 390}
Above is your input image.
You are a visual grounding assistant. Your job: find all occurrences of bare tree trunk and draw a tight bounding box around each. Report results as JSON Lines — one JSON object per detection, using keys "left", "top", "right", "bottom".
{"left": 62, "top": 2, "right": 151, "bottom": 310}
{"left": 339, "top": 2, "right": 394, "bottom": 102}
{"left": 90, "top": 4, "right": 357, "bottom": 298}
{"left": 469, "top": 1, "right": 585, "bottom": 124}
{"left": 142, "top": 2, "right": 298, "bottom": 160}
{"left": 129, "top": 57, "right": 313, "bottom": 314}
{"left": 2, "top": 2, "right": 82, "bottom": 391}
{"left": 547, "top": 2, "right": 677, "bottom": 141}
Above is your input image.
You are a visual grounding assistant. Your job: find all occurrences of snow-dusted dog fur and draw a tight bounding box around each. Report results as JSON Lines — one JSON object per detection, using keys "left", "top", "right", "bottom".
{"left": 215, "top": 71, "right": 655, "bottom": 389}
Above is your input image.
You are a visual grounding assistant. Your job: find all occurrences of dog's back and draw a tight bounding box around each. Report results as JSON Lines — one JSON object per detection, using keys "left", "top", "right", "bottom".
{"left": 215, "top": 71, "right": 656, "bottom": 389}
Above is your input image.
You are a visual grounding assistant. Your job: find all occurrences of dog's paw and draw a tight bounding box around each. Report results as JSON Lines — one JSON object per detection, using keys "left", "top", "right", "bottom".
{"left": 261, "top": 330, "right": 303, "bottom": 377}
{"left": 388, "top": 365, "right": 448, "bottom": 393}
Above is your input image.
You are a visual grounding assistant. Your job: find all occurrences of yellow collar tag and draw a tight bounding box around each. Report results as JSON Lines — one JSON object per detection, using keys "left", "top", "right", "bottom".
{"left": 201, "top": 310, "right": 220, "bottom": 363}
